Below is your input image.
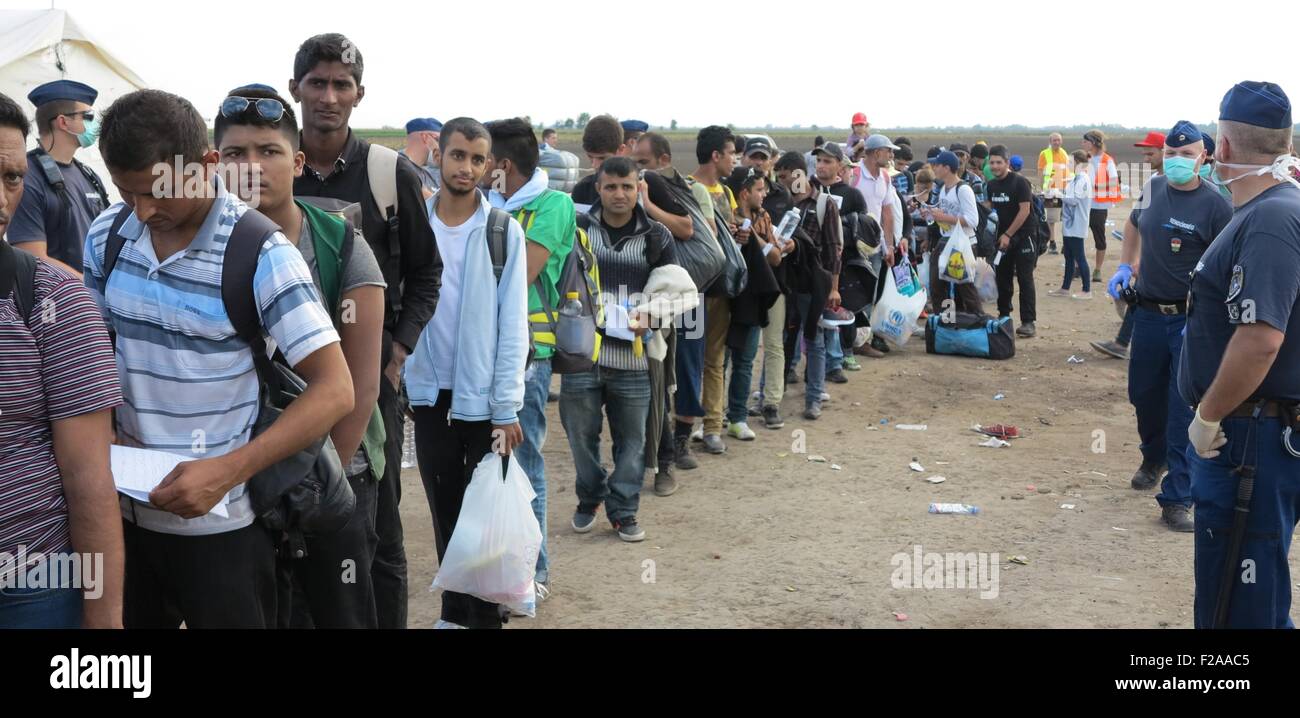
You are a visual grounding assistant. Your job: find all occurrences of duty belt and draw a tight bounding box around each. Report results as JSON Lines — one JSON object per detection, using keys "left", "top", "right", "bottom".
{"left": 1138, "top": 298, "right": 1187, "bottom": 315}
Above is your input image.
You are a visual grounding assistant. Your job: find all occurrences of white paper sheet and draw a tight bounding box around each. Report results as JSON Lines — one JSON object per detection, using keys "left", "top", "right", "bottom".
{"left": 110, "top": 446, "right": 229, "bottom": 518}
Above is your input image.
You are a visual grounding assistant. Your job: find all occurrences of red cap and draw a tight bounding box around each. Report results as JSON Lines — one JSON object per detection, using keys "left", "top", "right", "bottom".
{"left": 851, "top": 112, "right": 868, "bottom": 126}
{"left": 1134, "top": 131, "right": 1165, "bottom": 148}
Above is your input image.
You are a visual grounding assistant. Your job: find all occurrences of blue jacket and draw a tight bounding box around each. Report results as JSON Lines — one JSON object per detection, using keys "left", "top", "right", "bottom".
{"left": 404, "top": 192, "right": 528, "bottom": 425}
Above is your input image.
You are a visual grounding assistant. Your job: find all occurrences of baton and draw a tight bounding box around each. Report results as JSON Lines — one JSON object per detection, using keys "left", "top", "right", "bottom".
{"left": 1213, "top": 464, "right": 1255, "bottom": 628}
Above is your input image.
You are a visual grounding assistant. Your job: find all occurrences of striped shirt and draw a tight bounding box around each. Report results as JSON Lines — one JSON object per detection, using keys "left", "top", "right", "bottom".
{"left": 82, "top": 177, "right": 340, "bottom": 536}
{"left": 1, "top": 255, "right": 122, "bottom": 575}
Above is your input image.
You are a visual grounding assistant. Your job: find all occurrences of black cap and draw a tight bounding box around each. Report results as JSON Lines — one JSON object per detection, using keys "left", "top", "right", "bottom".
{"left": 813, "top": 142, "right": 846, "bottom": 162}
{"left": 949, "top": 142, "right": 969, "bottom": 154}
{"left": 744, "top": 136, "right": 773, "bottom": 157}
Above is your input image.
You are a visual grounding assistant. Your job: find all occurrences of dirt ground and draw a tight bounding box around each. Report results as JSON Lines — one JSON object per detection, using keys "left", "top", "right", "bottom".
{"left": 395, "top": 201, "right": 1298, "bottom": 630}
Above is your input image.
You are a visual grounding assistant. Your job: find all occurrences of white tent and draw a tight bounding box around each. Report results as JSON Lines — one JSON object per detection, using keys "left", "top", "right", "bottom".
{"left": 0, "top": 8, "right": 147, "bottom": 201}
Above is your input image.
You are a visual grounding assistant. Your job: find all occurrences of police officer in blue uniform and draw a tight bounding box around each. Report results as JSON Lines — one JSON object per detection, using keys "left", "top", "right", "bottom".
{"left": 1109, "top": 121, "right": 1233, "bottom": 532}
{"left": 400, "top": 116, "right": 442, "bottom": 194}
{"left": 6, "top": 80, "right": 108, "bottom": 276}
{"left": 1181, "top": 81, "right": 1300, "bottom": 628}
{"left": 620, "top": 119, "right": 649, "bottom": 154}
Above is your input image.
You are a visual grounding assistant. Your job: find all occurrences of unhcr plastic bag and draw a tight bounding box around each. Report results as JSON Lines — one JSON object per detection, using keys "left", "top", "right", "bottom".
{"left": 430, "top": 452, "right": 543, "bottom": 617}
{"left": 869, "top": 264, "right": 928, "bottom": 348}
{"left": 938, "top": 224, "right": 977, "bottom": 285}
{"left": 974, "top": 258, "right": 998, "bottom": 304}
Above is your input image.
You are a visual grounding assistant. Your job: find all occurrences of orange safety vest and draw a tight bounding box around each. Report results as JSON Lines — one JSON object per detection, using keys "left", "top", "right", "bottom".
{"left": 1091, "top": 152, "right": 1123, "bottom": 205}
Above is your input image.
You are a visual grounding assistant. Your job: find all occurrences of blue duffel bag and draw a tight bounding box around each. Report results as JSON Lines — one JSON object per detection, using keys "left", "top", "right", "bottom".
{"left": 924, "top": 312, "right": 1016, "bottom": 360}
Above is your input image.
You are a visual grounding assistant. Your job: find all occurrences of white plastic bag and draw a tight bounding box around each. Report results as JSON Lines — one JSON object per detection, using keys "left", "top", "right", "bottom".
{"left": 974, "top": 258, "right": 998, "bottom": 303}
{"left": 916, "top": 254, "right": 931, "bottom": 296}
{"left": 869, "top": 263, "right": 928, "bottom": 348}
{"left": 937, "top": 224, "right": 978, "bottom": 285}
{"left": 430, "top": 452, "right": 543, "bottom": 617}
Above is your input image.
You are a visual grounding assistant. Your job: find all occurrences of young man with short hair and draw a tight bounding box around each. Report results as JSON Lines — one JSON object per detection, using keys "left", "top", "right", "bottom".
{"left": 85, "top": 89, "right": 355, "bottom": 628}
{"left": 485, "top": 117, "right": 576, "bottom": 595}
{"left": 289, "top": 33, "right": 442, "bottom": 629}
{"left": 540, "top": 128, "right": 558, "bottom": 151}
{"left": 404, "top": 117, "right": 529, "bottom": 629}
{"left": 924, "top": 150, "right": 983, "bottom": 315}
{"left": 984, "top": 144, "right": 1039, "bottom": 338}
{"left": 811, "top": 142, "right": 874, "bottom": 370}
{"left": 565, "top": 157, "right": 676, "bottom": 542}
{"left": 215, "top": 85, "right": 388, "bottom": 628}
{"left": 8, "top": 80, "right": 109, "bottom": 276}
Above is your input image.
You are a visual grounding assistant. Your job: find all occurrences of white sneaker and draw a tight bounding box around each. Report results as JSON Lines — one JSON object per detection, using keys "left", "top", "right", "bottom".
{"left": 690, "top": 426, "right": 704, "bottom": 442}
{"left": 1072, "top": 292, "right": 1093, "bottom": 300}
{"left": 820, "top": 391, "right": 831, "bottom": 403}
{"left": 1047, "top": 288, "right": 1069, "bottom": 297}
{"left": 434, "top": 619, "right": 467, "bottom": 629}
{"left": 727, "top": 422, "right": 757, "bottom": 441}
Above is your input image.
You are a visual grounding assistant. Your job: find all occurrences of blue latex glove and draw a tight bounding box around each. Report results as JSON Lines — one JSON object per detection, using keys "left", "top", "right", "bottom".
{"left": 1107, "top": 264, "right": 1133, "bottom": 300}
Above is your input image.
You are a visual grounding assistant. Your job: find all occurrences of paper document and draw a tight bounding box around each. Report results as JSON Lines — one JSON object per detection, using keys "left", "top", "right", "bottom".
{"left": 110, "top": 446, "right": 229, "bottom": 518}
{"left": 603, "top": 303, "right": 637, "bottom": 342}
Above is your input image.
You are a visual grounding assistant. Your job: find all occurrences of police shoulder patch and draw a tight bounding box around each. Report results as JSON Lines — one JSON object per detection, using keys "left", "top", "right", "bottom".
{"left": 1227, "top": 264, "right": 1244, "bottom": 301}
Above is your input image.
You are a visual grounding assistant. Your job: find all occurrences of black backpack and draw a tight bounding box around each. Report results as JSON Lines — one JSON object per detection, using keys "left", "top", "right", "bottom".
{"left": 101, "top": 207, "right": 354, "bottom": 551}
{"left": 0, "top": 240, "right": 38, "bottom": 326}
{"left": 26, "top": 147, "right": 109, "bottom": 241}
{"left": 1030, "top": 193, "right": 1050, "bottom": 256}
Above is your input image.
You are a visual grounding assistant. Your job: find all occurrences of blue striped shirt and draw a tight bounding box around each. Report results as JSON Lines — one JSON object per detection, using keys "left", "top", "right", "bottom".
{"left": 82, "top": 178, "right": 340, "bottom": 536}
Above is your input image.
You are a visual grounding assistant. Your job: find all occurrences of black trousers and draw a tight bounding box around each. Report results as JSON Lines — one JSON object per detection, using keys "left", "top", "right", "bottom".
{"left": 372, "top": 377, "right": 408, "bottom": 629}
{"left": 123, "top": 519, "right": 277, "bottom": 629}
{"left": 277, "top": 472, "right": 379, "bottom": 629}
{"left": 995, "top": 235, "right": 1037, "bottom": 323}
{"left": 413, "top": 392, "right": 503, "bottom": 629}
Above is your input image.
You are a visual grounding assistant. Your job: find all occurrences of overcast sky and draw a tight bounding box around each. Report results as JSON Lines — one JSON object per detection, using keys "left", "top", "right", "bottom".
{"left": 6, "top": 0, "right": 1297, "bottom": 131}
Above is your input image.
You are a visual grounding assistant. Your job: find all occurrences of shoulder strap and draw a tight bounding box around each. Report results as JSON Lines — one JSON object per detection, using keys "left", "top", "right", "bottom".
{"left": 72, "top": 159, "right": 110, "bottom": 207}
{"left": 487, "top": 208, "right": 511, "bottom": 283}
{"left": 367, "top": 143, "right": 400, "bottom": 219}
{"left": 0, "top": 240, "right": 38, "bottom": 326}
{"left": 102, "top": 205, "right": 135, "bottom": 279}
{"left": 816, "top": 191, "right": 829, "bottom": 226}
{"left": 220, "top": 209, "right": 284, "bottom": 385}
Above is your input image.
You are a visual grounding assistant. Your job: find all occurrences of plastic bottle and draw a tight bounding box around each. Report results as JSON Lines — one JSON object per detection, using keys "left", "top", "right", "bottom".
{"left": 928, "top": 503, "right": 980, "bottom": 515}
{"left": 777, "top": 208, "right": 801, "bottom": 241}
{"left": 560, "top": 290, "right": 582, "bottom": 317}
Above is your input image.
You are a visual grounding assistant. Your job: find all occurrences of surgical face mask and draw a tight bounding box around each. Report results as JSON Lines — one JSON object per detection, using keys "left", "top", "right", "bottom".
{"left": 73, "top": 116, "right": 100, "bottom": 148}
{"left": 1199, "top": 163, "right": 1232, "bottom": 200}
{"left": 1209, "top": 153, "right": 1300, "bottom": 191}
{"left": 1163, "top": 156, "right": 1199, "bottom": 185}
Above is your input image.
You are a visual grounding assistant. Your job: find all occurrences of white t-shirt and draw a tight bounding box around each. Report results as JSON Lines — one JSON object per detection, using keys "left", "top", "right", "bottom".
{"left": 428, "top": 204, "right": 480, "bottom": 390}
{"left": 937, "top": 182, "right": 979, "bottom": 238}
{"left": 852, "top": 161, "right": 892, "bottom": 219}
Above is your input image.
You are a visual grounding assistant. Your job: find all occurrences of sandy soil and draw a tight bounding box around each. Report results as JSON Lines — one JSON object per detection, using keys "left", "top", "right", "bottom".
{"left": 395, "top": 201, "right": 1299, "bottom": 629}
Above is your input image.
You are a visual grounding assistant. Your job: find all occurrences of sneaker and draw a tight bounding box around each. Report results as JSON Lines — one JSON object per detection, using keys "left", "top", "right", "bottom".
{"left": 614, "top": 517, "right": 646, "bottom": 542}
{"left": 690, "top": 426, "right": 704, "bottom": 442}
{"left": 1090, "top": 339, "right": 1129, "bottom": 360}
{"left": 727, "top": 422, "right": 757, "bottom": 441}
{"left": 872, "top": 336, "right": 891, "bottom": 353}
{"left": 673, "top": 436, "right": 699, "bottom": 470}
{"left": 1092, "top": 269, "right": 1103, "bottom": 283}
{"left": 748, "top": 404, "right": 763, "bottom": 417}
{"left": 762, "top": 405, "right": 785, "bottom": 430}
{"left": 820, "top": 391, "right": 831, "bottom": 403}
{"left": 434, "top": 619, "right": 468, "bottom": 629}
{"left": 843, "top": 356, "right": 862, "bottom": 372}
{"left": 654, "top": 468, "right": 678, "bottom": 497}
{"left": 786, "top": 369, "right": 800, "bottom": 386}
{"left": 826, "top": 368, "right": 849, "bottom": 384}
{"left": 1047, "top": 288, "right": 1069, "bottom": 297}
{"left": 1161, "top": 505, "right": 1194, "bottom": 533}
{"left": 1072, "top": 291, "right": 1093, "bottom": 300}
{"left": 1130, "top": 461, "right": 1165, "bottom": 490}
{"left": 702, "top": 433, "right": 727, "bottom": 454}
{"left": 535, "top": 580, "right": 551, "bottom": 603}
{"left": 571, "top": 504, "right": 598, "bottom": 533}
{"left": 803, "top": 402, "right": 822, "bottom": 420}
{"left": 1016, "top": 321, "right": 1036, "bottom": 338}
{"left": 1048, "top": 240, "right": 1059, "bottom": 254}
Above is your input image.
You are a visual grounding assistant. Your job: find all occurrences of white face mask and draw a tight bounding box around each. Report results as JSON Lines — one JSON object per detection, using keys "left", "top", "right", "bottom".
{"left": 1210, "top": 153, "right": 1300, "bottom": 191}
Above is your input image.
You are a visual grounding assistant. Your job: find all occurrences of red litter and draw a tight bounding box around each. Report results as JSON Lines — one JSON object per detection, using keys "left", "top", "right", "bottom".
{"left": 893, "top": 612, "right": 909, "bottom": 622}
{"left": 977, "top": 424, "right": 1020, "bottom": 440}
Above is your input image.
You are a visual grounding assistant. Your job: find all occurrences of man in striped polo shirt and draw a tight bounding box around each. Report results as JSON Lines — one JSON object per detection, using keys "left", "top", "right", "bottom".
{"left": 82, "top": 90, "right": 355, "bottom": 629}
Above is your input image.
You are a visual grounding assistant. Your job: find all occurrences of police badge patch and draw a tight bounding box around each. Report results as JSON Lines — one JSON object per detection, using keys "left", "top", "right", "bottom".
{"left": 1227, "top": 302, "right": 1241, "bottom": 322}
{"left": 1227, "top": 264, "right": 1244, "bottom": 301}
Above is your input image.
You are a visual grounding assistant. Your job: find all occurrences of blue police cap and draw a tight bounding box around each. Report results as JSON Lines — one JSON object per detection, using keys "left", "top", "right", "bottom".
{"left": 1219, "top": 81, "right": 1292, "bottom": 129}
{"left": 406, "top": 117, "right": 442, "bottom": 134}
{"left": 27, "top": 79, "right": 97, "bottom": 107}
{"left": 621, "top": 119, "right": 649, "bottom": 134}
{"left": 1201, "top": 131, "right": 1216, "bottom": 156}
{"left": 1165, "top": 120, "right": 1203, "bottom": 148}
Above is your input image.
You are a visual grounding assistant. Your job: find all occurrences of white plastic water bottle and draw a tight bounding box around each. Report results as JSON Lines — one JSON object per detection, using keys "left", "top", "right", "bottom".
{"left": 777, "top": 208, "right": 801, "bottom": 241}
{"left": 929, "top": 503, "right": 980, "bottom": 515}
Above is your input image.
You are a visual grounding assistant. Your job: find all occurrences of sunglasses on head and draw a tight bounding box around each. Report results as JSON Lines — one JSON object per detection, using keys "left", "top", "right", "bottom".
{"left": 220, "top": 96, "right": 286, "bottom": 123}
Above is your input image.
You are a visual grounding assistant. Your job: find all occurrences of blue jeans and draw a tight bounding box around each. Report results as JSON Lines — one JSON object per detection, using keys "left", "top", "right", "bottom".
{"left": 0, "top": 557, "right": 83, "bottom": 629}
{"left": 793, "top": 294, "right": 827, "bottom": 409}
{"left": 674, "top": 305, "right": 706, "bottom": 418}
{"left": 560, "top": 367, "right": 651, "bottom": 524}
{"left": 727, "top": 325, "right": 762, "bottom": 424}
{"left": 826, "top": 322, "right": 845, "bottom": 371}
{"left": 1128, "top": 307, "right": 1192, "bottom": 507}
{"left": 517, "top": 358, "right": 552, "bottom": 583}
{"left": 1061, "top": 236, "right": 1090, "bottom": 292}
{"left": 1190, "top": 417, "right": 1300, "bottom": 628}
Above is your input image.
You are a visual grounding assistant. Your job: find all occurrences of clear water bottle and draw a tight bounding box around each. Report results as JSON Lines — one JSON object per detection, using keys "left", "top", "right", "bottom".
{"left": 777, "top": 208, "right": 801, "bottom": 241}
{"left": 560, "top": 290, "right": 582, "bottom": 317}
{"left": 401, "top": 419, "right": 417, "bottom": 469}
